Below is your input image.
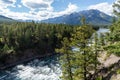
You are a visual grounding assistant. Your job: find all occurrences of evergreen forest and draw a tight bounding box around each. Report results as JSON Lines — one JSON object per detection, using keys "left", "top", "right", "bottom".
{"left": 0, "top": 0, "right": 120, "bottom": 80}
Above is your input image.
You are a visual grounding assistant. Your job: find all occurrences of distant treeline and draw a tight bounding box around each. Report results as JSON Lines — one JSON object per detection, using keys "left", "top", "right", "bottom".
{"left": 0, "top": 22, "right": 75, "bottom": 63}
{"left": 0, "top": 21, "right": 108, "bottom": 66}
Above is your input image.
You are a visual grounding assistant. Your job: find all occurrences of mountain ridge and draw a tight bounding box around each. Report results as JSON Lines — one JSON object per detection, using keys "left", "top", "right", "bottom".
{"left": 0, "top": 15, "right": 16, "bottom": 23}
{"left": 41, "top": 9, "right": 113, "bottom": 25}
{"left": 0, "top": 9, "right": 113, "bottom": 25}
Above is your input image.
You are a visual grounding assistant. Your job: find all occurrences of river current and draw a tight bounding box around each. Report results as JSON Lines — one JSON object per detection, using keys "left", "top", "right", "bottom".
{"left": 0, "top": 28, "right": 109, "bottom": 80}
{"left": 0, "top": 55, "right": 62, "bottom": 80}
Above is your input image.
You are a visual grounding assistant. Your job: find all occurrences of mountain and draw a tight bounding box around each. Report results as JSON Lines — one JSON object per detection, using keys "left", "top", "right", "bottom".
{"left": 41, "top": 9, "right": 113, "bottom": 26}
{"left": 0, "top": 15, "right": 15, "bottom": 23}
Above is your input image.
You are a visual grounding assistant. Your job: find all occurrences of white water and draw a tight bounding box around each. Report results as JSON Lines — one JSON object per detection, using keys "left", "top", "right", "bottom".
{"left": 0, "top": 55, "right": 62, "bottom": 80}
{"left": 97, "top": 28, "right": 110, "bottom": 36}
{"left": 0, "top": 28, "right": 109, "bottom": 80}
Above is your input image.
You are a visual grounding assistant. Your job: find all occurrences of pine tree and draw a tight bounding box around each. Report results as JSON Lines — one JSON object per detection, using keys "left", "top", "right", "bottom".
{"left": 94, "top": 32, "right": 99, "bottom": 73}
{"left": 99, "top": 33, "right": 105, "bottom": 46}
{"left": 90, "top": 32, "right": 101, "bottom": 79}
{"left": 56, "top": 22, "right": 100, "bottom": 80}
{"left": 80, "top": 16, "right": 86, "bottom": 25}
{"left": 56, "top": 37, "right": 73, "bottom": 80}
{"left": 71, "top": 26, "right": 95, "bottom": 80}
{"left": 113, "top": 0, "right": 120, "bottom": 18}
{"left": 104, "top": 0, "right": 120, "bottom": 56}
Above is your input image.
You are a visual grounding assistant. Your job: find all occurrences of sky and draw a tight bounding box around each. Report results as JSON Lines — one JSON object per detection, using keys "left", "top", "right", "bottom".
{"left": 0, "top": 0, "right": 115, "bottom": 21}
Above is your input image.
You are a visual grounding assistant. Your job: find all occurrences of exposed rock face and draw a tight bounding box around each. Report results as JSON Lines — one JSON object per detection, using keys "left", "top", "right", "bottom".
{"left": 98, "top": 52, "right": 120, "bottom": 80}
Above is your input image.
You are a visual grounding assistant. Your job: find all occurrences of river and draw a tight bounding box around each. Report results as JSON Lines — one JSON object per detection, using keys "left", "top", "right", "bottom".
{"left": 0, "top": 55, "right": 62, "bottom": 80}
{"left": 97, "top": 28, "right": 110, "bottom": 36}
{"left": 0, "top": 28, "right": 109, "bottom": 80}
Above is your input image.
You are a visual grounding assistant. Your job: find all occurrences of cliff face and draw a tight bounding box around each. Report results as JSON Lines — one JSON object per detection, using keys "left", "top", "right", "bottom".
{"left": 98, "top": 52, "right": 120, "bottom": 80}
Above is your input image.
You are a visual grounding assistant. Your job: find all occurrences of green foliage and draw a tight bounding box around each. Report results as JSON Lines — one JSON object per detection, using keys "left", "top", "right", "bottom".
{"left": 0, "top": 22, "right": 73, "bottom": 60}
{"left": 99, "top": 33, "right": 105, "bottom": 46}
{"left": 105, "top": 19, "right": 120, "bottom": 56}
{"left": 0, "top": 44, "right": 14, "bottom": 62}
{"left": 113, "top": 0, "right": 120, "bottom": 18}
{"left": 104, "top": 42, "right": 120, "bottom": 56}
{"left": 56, "top": 37, "right": 73, "bottom": 80}
{"left": 80, "top": 16, "right": 86, "bottom": 25}
{"left": 96, "top": 76, "right": 103, "bottom": 80}
{"left": 108, "top": 20, "right": 120, "bottom": 42}
{"left": 92, "top": 32, "right": 101, "bottom": 73}
{"left": 117, "top": 69, "right": 120, "bottom": 74}
{"left": 56, "top": 25, "right": 101, "bottom": 80}
{"left": 2, "top": 44, "right": 10, "bottom": 53}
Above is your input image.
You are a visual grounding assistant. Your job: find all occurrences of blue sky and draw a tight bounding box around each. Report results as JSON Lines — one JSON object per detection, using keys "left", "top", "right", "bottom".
{"left": 0, "top": 0, "right": 115, "bottom": 20}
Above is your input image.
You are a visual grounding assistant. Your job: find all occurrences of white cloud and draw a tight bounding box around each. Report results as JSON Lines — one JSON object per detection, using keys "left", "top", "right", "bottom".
{"left": 0, "top": 0, "right": 16, "bottom": 15}
{"left": 52, "top": 3, "right": 78, "bottom": 17}
{"left": 35, "top": 3, "right": 78, "bottom": 20}
{"left": 20, "top": 0, "right": 78, "bottom": 20}
{"left": 18, "top": 5, "right": 22, "bottom": 8}
{"left": 1, "top": 0, "right": 16, "bottom": 4}
{"left": 0, "top": 0, "right": 78, "bottom": 21}
{"left": 0, "top": 0, "right": 16, "bottom": 8}
{"left": 27, "top": 2, "right": 78, "bottom": 20}
{"left": 21, "top": 0, "right": 54, "bottom": 11}
{"left": 87, "top": 2, "right": 113, "bottom": 15}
